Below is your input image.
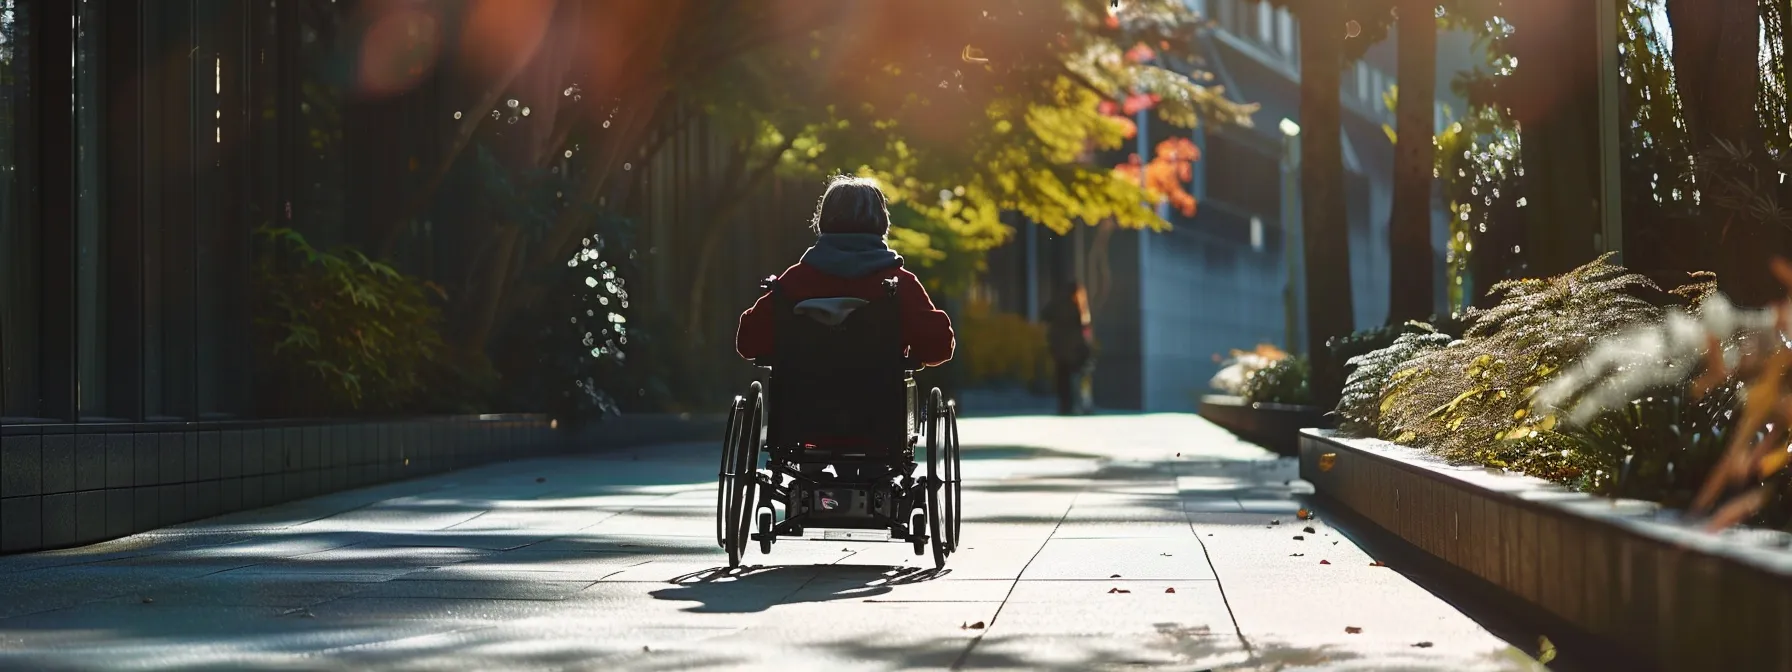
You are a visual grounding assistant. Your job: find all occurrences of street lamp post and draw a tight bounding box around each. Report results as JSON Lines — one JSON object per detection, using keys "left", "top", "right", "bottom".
{"left": 1279, "top": 118, "right": 1304, "bottom": 356}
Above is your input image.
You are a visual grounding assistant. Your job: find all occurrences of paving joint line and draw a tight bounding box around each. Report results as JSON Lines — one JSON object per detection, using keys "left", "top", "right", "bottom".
{"left": 948, "top": 488, "right": 1082, "bottom": 671}
{"left": 1170, "top": 455, "right": 1256, "bottom": 658}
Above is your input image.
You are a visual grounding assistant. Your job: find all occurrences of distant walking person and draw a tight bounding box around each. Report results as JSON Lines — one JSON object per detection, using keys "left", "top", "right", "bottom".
{"left": 1044, "top": 281, "right": 1094, "bottom": 416}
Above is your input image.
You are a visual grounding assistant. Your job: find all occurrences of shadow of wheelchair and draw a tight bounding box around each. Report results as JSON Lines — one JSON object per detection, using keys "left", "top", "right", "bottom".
{"left": 649, "top": 564, "right": 951, "bottom": 613}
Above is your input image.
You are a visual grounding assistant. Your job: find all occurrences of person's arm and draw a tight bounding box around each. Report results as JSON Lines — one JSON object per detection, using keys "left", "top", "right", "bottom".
{"left": 896, "top": 270, "right": 956, "bottom": 367}
{"left": 735, "top": 289, "right": 776, "bottom": 361}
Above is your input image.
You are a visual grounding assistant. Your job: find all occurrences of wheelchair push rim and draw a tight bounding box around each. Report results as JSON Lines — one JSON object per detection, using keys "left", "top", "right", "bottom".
{"left": 926, "top": 387, "right": 954, "bottom": 570}
{"left": 716, "top": 395, "right": 745, "bottom": 550}
{"left": 721, "top": 384, "right": 765, "bottom": 568}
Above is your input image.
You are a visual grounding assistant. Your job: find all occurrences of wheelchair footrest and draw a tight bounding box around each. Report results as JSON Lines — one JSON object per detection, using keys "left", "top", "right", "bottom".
{"left": 809, "top": 528, "right": 891, "bottom": 542}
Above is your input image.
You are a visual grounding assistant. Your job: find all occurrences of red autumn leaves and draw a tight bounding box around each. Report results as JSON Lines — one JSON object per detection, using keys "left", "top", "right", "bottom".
{"left": 1113, "top": 137, "right": 1201, "bottom": 218}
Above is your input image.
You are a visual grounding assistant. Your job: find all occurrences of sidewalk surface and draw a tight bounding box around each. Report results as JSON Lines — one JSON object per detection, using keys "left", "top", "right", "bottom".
{"left": 0, "top": 414, "right": 1542, "bottom": 670}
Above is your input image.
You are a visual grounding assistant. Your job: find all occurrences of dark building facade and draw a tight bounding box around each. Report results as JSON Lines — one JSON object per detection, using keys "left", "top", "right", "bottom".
{"left": 0, "top": 0, "right": 456, "bottom": 424}
{"left": 0, "top": 0, "right": 570, "bottom": 555}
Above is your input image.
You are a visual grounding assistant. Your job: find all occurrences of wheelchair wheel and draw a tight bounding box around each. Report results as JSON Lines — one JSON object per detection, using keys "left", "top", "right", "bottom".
{"left": 944, "top": 399, "right": 963, "bottom": 553}
{"left": 724, "top": 384, "right": 765, "bottom": 568}
{"left": 716, "top": 395, "right": 744, "bottom": 550}
{"left": 925, "top": 387, "right": 951, "bottom": 569}
{"left": 910, "top": 511, "right": 927, "bottom": 556}
{"left": 758, "top": 509, "right": 774, "bottom": 555}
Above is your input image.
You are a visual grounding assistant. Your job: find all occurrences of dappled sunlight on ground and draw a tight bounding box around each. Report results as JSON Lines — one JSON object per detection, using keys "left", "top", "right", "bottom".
{"left": 0, "top": 414, "right": 1535, "bottom": 670}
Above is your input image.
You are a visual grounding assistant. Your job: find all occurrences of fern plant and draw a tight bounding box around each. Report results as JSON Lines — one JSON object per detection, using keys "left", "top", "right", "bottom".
{"left": 1333, "top": 322, "right": 1453, "bottom": 437}
{"left": 1378, "top": 254, "right": 1702, "bottom": 477}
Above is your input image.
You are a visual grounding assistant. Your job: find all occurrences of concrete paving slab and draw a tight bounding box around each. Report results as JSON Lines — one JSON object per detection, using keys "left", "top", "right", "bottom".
{"left": 0, "top": 414, "right": 1538, "bottom": 670}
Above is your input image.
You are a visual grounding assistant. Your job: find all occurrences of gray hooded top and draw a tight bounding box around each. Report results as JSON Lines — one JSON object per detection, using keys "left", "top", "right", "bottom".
{"left": 798, "top": 233, "right": 904, "bottom": 278}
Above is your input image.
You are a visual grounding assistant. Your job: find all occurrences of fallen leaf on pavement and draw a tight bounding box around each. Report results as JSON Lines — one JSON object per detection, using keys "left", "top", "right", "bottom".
{"left": 1290, "top": 553, "right": 1304, "bottom": 557}
{"left": 1370, "top": 560, "right": 1387, "bottom": 567}
{"left": 1319, "top": 559, "right": 1331, "bottom": 565}
{"left": 1302, "top": 526, "right": 1316, "bottom": 534}
{"left": 1297, "top": 508, "right": 1313, "bottom": 520}
{"left": 1176, "top": 453, "right": 1181, "bottom": 457}
{"left": 1345, "top": 626, "right": 1362, "bottom": 634}
{"left": 1108, "top": 588, "right": 1131, "bottom": 594}
{"left": 1110, "top": 574, "right": 1122, "bottom": 578}
{"left": 1412, "top": 642, "right": 1434, "bottom": 648}
{"left": 1164, "top": 587, "right": 1176, "bottom": 593}
{"left": 141, "top": 597, "right": 154, "bottom": 604}
{"left": 962, "top": 621, "right": 986, "bottom": 629}
{"left": 1292, "top": 535, "right": 1305, "bottom": 540}
{"left": 1271, "top": 519, "right": 1281, "bottom": 525}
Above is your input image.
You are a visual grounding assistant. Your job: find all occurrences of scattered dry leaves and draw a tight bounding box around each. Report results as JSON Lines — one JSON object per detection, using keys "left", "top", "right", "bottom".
{"left": 1108, "top": 588, "right": 1132, "bottom": 594}
{"left": 1319, "top": 559, "right": 1331, "bottom": 565}
{"left": 1345, "top": 626, "right": 1363, "bottom": 634}
{"left": 962, "top": 621, "right": 987, "bottom": 630}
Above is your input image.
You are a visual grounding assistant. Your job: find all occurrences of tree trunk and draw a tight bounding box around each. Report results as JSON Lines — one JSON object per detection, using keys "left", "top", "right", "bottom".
{"left": 1667, "top": 0, "right": 1773, "bottom": 305}
{"left": 684, "top": 135, "right": 797, "bottom": 347}
{"left": 462, "top": 224, "right": 523, "bottom": 357}
{"left": 1503, "top": 0, "right": 1603, "bottom": 279}
{"left": 1299, "top": 0, "right": 1354, "bottom": 409}
{"left": 1388, "top": 0, "right": 1437, "bottom": 324}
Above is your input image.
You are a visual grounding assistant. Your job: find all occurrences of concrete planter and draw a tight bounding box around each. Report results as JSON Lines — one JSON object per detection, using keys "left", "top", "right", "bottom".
{"left": 1198, "top": 395, "right": 1330, "bottom": 456}
{"left": 0, "top": 412, "right": 725, "bottom": 555}
{"left": 1301, "top": 429, "right": 1792, "bottom": 671}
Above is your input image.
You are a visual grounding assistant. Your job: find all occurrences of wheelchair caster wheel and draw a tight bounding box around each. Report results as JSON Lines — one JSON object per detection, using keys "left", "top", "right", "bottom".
{"left": 758, "top": 510, "right": 774, "bottom": 555}
{"left": 911, "top": 511, "right": 927, "bottom": 556}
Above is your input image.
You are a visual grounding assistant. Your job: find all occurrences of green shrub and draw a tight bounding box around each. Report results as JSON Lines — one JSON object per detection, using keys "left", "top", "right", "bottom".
{"left": 1242, "top": 357, "right": 1312, "bottom": 406}
{"left": 253, "top": 226, "right": 447, "bottom": 414}
{"left": 1371, "top": 254, "right": 1710, "bottom": 482}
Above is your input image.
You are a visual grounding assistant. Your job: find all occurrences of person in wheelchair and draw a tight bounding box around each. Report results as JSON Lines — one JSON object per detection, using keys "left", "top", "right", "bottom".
{"left": 734, "top": 175, "right": 956, "bottom": 477}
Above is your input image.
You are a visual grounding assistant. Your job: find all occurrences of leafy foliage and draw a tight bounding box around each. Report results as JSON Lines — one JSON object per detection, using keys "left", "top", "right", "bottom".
{"left": 1528, "top": 273, "right": 1792, "bottom": 528}
{"left": 1211, "top": 344, "right": 1291, "bottom": 397}
{"left": 1334, "top": 323, "right": 1454, "bottom": 437}
{"left": 1242, "top": 357, "right": 1313, "bottom": 406}
{"left": 1377, "top": 255, "right": 1700, "bottom": 476}
{"left": 253, "top": 227, "right": 447, "bottom": 414}
{"left": 503, "top": 222, "right": 639, "bottom": 427}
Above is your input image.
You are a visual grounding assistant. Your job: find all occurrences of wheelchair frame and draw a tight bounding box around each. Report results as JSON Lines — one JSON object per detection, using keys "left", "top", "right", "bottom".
{"left": 716, "top": 278, "right": 962, "bottom": 569}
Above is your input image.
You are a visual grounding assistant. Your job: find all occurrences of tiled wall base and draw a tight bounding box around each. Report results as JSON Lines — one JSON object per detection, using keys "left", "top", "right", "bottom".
{"left": 0, "top": 415, "right": 555, "bottom": 554}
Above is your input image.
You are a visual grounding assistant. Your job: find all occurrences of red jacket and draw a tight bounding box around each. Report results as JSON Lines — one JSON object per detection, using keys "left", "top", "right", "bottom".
{"left": 736, "top": 263, "right": 956, "bottom": 366}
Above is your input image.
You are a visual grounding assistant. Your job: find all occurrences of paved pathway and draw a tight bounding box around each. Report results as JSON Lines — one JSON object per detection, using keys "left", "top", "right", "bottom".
{"left": 0, "top": 415, "right": 1542, "bottom": 670}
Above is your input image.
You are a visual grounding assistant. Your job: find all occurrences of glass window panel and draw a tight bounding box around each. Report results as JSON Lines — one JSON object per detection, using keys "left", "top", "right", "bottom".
{"left": 0, "top": 0, "right": 37, "bottom": 418}
{"left": 76, "top": 0, "right": 106, "bottom": 418}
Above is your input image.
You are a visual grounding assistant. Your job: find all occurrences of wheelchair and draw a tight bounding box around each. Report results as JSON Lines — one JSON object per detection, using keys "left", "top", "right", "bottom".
{"left": 716, "top": 277, "right": 962, "bottom": 569}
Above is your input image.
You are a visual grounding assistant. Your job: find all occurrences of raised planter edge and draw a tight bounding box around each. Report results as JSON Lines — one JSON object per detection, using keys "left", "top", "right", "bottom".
{"left": 1299, "top": 428, "right": 1792, "bottom": 671}
{"left": 1198, "top": 395, "right": 1329, "bottom": 457}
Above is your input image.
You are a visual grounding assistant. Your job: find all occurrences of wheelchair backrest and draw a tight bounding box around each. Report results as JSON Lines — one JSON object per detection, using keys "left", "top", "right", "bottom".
{"left": 764, "top": 279, "right": 915, "bottom": 452}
